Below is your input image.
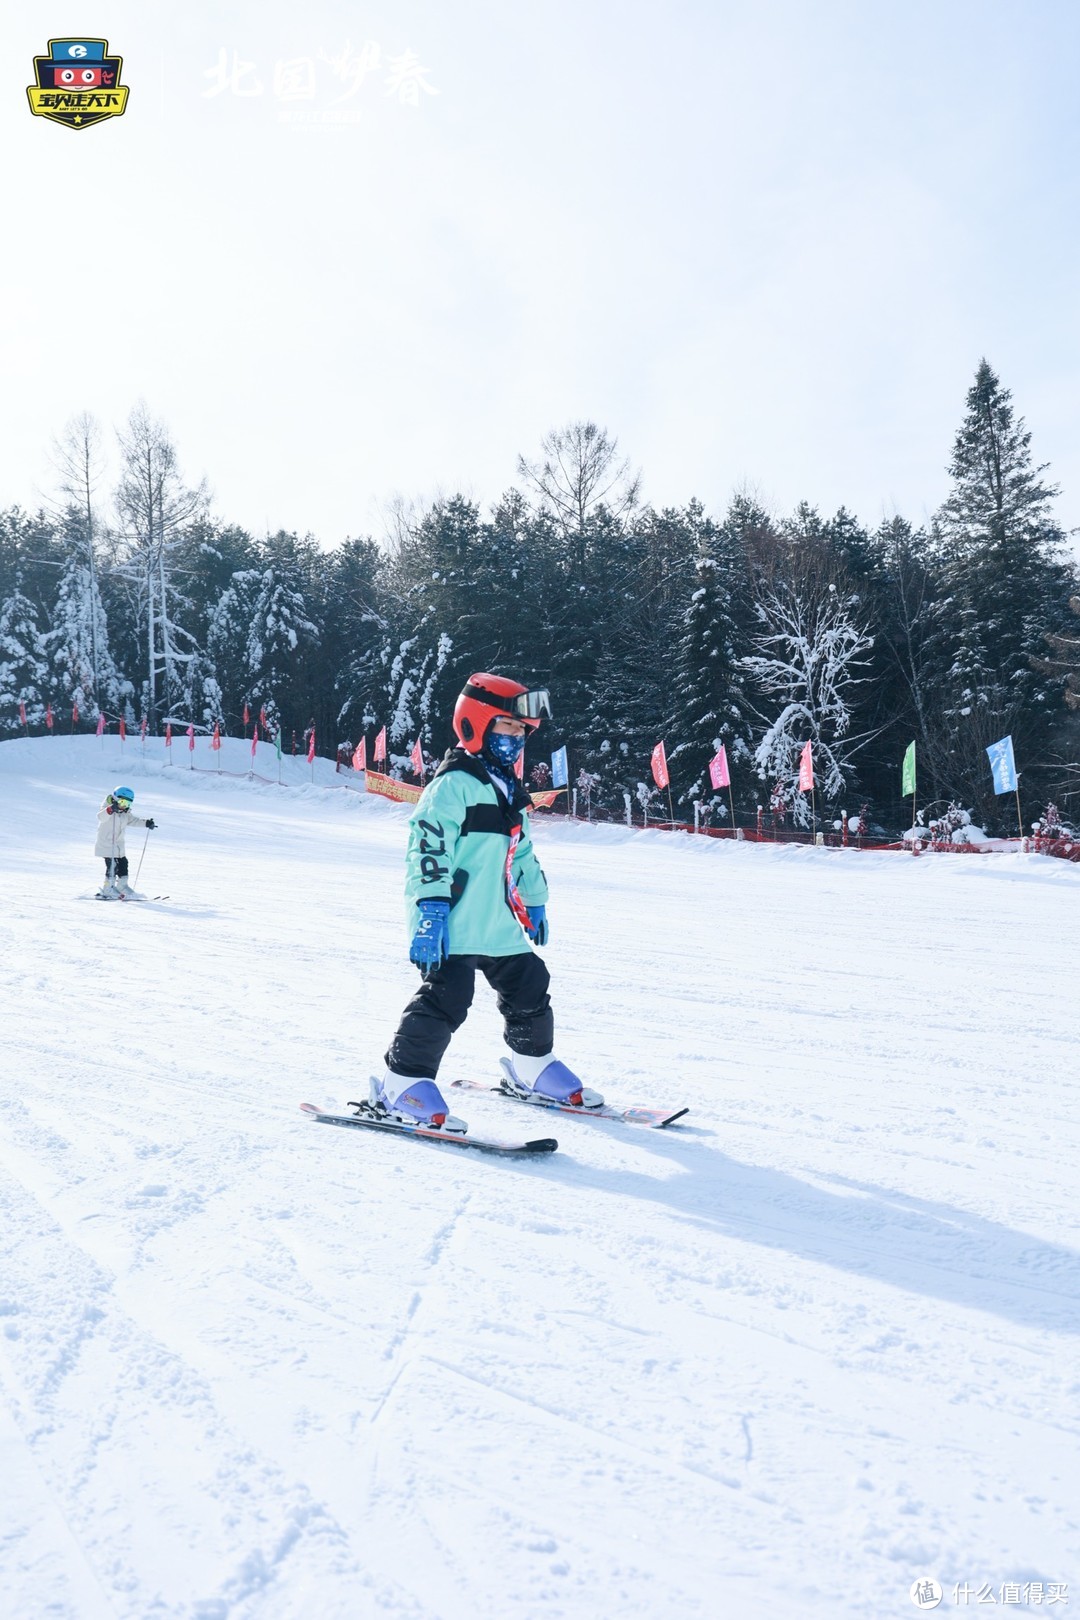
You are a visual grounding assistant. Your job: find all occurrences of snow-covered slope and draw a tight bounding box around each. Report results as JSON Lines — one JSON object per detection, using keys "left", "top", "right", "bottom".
{"left": 1, "top": 736, "right": 1078, "bottom": 1620}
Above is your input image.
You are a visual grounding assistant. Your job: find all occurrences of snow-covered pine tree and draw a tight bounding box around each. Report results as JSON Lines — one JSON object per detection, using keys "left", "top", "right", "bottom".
{"left": 667, "top": 500, "right": 755, "bottom": 810}
{"left": 207, "top": 569, "right": 262, "bottom": 726}
{"left": 0, "top": 584, "right": 49, "bottom": 733}
{"left": 245, "top": 562, "right": 320, "bottom": 734}
{"left": 1030, "top": 594, "right": 1080, "bottom": 712}
{"left": 326, "top": 536, "right": 387, "bottom": 740}
{"left": 932, "top": 361, "right": 1073, "bottom": 798}
{"left": 49, "top": 545, "right": 125, "bottom": 721}
{"left": 384, "top": 627, "right": 453, "bottom": 765}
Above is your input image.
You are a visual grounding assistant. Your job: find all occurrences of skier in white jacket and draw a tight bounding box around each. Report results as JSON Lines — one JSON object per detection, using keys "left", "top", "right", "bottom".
{"left": 95, "top": 786, "right": 157, "bottom": 900}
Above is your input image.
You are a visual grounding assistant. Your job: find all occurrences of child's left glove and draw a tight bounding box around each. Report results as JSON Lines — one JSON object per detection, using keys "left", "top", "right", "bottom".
{"left": 145, "top": 818, "right": 157, "bottom": 830}
{"left": 526, "top": 905, "right": 548, "bottom": 945}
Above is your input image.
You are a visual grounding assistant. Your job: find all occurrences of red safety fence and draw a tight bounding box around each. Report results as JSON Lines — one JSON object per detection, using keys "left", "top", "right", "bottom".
{"left": 157, "top": 748, "right": 1080, "bottom": 860}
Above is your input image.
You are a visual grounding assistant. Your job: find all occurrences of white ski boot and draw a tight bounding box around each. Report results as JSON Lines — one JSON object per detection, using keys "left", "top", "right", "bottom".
{"left": 501, "top": 1054, "right": 604, "bottom": 1110}
{"left": 97, "top": 882, "right": 121, "bottom": 901}
{"left": 369, "top": 1072, "right": 467, "bottom": 1133}
{"left": 114, "top": 877, "right": 145, "bottom": 901}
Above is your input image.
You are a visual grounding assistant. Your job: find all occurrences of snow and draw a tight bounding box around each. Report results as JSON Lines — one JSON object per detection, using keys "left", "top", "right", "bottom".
{"left": 1, "top": 736, "right": 1078, "bottom": 1620}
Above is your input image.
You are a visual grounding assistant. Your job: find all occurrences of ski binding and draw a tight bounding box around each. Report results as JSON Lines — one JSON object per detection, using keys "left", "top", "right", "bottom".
{"left": 451, "top": 1063, "right": 688, "bottom": 1128}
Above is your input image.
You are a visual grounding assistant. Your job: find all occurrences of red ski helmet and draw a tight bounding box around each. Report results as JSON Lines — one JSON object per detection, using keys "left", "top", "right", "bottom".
{"left": 452, "top": 673, "right": 552, "bottom": 754}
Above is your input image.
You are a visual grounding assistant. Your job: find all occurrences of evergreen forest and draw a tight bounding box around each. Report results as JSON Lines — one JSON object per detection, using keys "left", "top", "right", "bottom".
{"left": 2, "top": 361, "right": 1078, "bottom": 834}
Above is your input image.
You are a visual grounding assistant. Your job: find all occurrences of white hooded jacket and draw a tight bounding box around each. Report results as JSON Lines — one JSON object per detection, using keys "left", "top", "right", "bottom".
{"left": 95, "top": 797, "right": 148, "bottom": 858}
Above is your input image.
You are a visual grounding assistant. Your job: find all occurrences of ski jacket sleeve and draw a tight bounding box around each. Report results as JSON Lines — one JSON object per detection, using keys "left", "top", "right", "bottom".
{"left": 511, "top": 812, "right": 549, "bottom": 908}
{"left": 404, "top": 771, "right": 467, "bottom": 908}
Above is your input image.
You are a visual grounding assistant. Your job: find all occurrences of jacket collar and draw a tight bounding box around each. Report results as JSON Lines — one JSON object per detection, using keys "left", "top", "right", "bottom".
{"left": 434, "top": 746, "right": 532, "bottom": 811}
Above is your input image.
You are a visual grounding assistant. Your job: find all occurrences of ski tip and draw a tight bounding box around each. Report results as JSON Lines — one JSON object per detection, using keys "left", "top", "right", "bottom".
{"left": 525, "top": 1138, "right": 559, "bottom": 1154}
{"left": 660, "top": 1108, "right": 690, "bottom": 1127}
{"left": 299, "top": 1102, "right": 321, "bottom": 1117}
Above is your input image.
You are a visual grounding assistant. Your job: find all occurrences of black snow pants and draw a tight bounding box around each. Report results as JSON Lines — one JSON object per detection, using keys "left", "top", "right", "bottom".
{"left": 104, "top": 856, "right": 129, "bottom": 880}
{"left": 385, "top": 953, "right": 553, "bottom": 1080}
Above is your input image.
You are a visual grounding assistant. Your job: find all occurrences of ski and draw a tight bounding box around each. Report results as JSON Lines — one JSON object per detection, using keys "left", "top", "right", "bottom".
{"left": 87, "top": 893, "right": 169, "bottom": 903}
{"left": 452, "top": 1069, "right": 689, "bottom": 1129}
{"left": 300, "top": 1102, "right": 558, "bottom": 1157}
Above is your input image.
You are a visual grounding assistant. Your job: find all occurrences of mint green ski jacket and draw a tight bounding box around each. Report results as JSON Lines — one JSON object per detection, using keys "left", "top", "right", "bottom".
{"left": 403, "top": 749, "right": 549, "bottom": 957}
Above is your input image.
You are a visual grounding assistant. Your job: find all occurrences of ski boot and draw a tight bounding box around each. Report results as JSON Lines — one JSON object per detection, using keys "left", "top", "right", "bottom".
{"left": 97, "top": 882, "right": 121, "bottom": 901}
{"left": 366, "top": 1072, "right": 467, "bottom": 1134}
{"left": 500, "top": 1054, "right": 604, "bottom": 1110}
{"left": 114, "top": 877, "right": 145, "bottom": 901}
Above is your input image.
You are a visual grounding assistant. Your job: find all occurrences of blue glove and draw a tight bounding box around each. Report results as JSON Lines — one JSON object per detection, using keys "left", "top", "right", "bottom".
{"left": 526, "top": 905, "right": 548, "bottom": 946}
{"left": 410, "top": 899, "right": 450, "bottom": 974}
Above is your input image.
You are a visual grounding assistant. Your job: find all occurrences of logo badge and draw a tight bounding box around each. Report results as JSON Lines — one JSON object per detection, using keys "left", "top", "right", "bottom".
{"left": 27, "top": 38, "right": 128, "bottom": 129}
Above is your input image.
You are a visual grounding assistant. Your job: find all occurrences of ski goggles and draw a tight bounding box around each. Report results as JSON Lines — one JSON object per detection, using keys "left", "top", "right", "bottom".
{"left": 507, "top": 688, "right": 552, "bottom": 722}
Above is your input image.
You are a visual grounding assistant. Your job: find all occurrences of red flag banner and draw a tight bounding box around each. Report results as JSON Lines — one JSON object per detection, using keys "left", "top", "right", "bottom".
{"left": 243, "top": 703, "right": 250, "bottom": 727}
{"left": 212, "top": 723, "right": 221, "bottom": 751}
{"left": 72, "top": 702, "right": 79, "bottom": 727}
{"left": 365, "top": 768, "right": 421, "bottom": 805}
{"left": 46, "top": 704, "right": 54, "bottom": 731}
{"left": 19, "top": 701, "right": 27, "bottom": 727}
{"left": 307, "top": 727, "right": 316, "bottom": 765}
{"left": 374, "top": 726, "right": 387, "bottom": 762}
{"left": 410, "top": 738, "right": 424, "bottom": 778}
{"left": 798, "top": 740, "right": 814, "bottom": 792}
{"left": 96, "top": 713, "right": 105, "bottom": 738}
{"left": 119, "top": 717, "right": 126, "bottom": 741}
{"left": 529, "top": 788, "right": 567, "bottom": 810}
{"left": 165, "top": 722, "right": 173, "bottom": 746}
{"left": 352, "top": 736, "right": 367, "bottom": 772}
{"left": 650, "top": 740, "right": 669, "bottom": 789}
{"left": 709, "top": 745, "right": 730, "bottom": 790}
{"left": 259, "top": 707, "right": 267, "bottom": 730}
{"left": 251, "top": 721, "right": 259, "bottom": 760}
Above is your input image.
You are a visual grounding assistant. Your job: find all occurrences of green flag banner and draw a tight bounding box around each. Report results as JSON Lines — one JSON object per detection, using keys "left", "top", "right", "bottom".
{"left": 901, "top": 741, "right": 916, "bottom": 797}
{"left": 275, "top": 728, "right": 282, "bottom": 761}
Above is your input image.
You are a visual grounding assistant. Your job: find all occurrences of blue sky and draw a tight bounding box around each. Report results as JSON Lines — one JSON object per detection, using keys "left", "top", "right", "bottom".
{"left": 4, "top": 0, "right": 1079, "bottom": 547}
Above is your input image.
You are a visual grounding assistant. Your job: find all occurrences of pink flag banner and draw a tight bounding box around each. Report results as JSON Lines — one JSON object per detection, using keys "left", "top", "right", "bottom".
{"left": 212, "top": 723, "right": 221, "bottom": 751}
{"left": 96, "top": 713, "right": 105, "bottom": 738}
{"left": 307, "top": 727, "right": 316, "bottom": 765}
{"left": 352, "top": 737, "right": 367, "bottom": 772}
{"left": 187, "top": 724, "right": 195, "bottom": 751}
{"left": 165, "top": 722, "right": 173, "bottom": 748}
{"left": 650, "top": 740, "right": 669, "bottom": 789}
{"left": 72, "top": 702, "right": 79, "bottom": 728}
{"left": 251, "top": 721, "right": 258, "bottom": 761}
{"left": 374, "top": 726, "right": 387, "bottom": 763}
{"left": 140, "top": 717, "right": 147, "bottom": 741}
{"left": 19, "top": 700, "right": 27, "bottom": 728}
{"left": 410, "top": 737, "right": 424, "bottom": 778}
{"left": 709, "top": 745, "right": 730, "bottom": 790}
{"left": 798, "top": 741, "right": 814, "bottom": 792}
{"left": 45, "top": 704, "right": 53, "bottom": 731}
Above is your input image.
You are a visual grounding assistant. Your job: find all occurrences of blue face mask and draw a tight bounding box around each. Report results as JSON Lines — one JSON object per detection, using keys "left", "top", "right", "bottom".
{"left": 486, "top": 731, "right": 525, "bottom": 770}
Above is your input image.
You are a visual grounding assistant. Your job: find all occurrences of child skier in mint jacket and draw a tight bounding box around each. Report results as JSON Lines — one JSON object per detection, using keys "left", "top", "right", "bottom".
{"left": 373, "top": 672, "right": 603, "bottom": 1132}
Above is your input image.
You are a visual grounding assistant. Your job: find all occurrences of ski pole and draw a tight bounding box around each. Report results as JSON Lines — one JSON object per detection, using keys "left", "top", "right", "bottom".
{"left": 133, "top": 826, "right": 151, "bottom": 892}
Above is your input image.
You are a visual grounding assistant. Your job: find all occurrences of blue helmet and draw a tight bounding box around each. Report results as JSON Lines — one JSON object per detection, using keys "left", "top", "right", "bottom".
{"left": 113, "top": 785, "right": 134, "bottom": 805}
